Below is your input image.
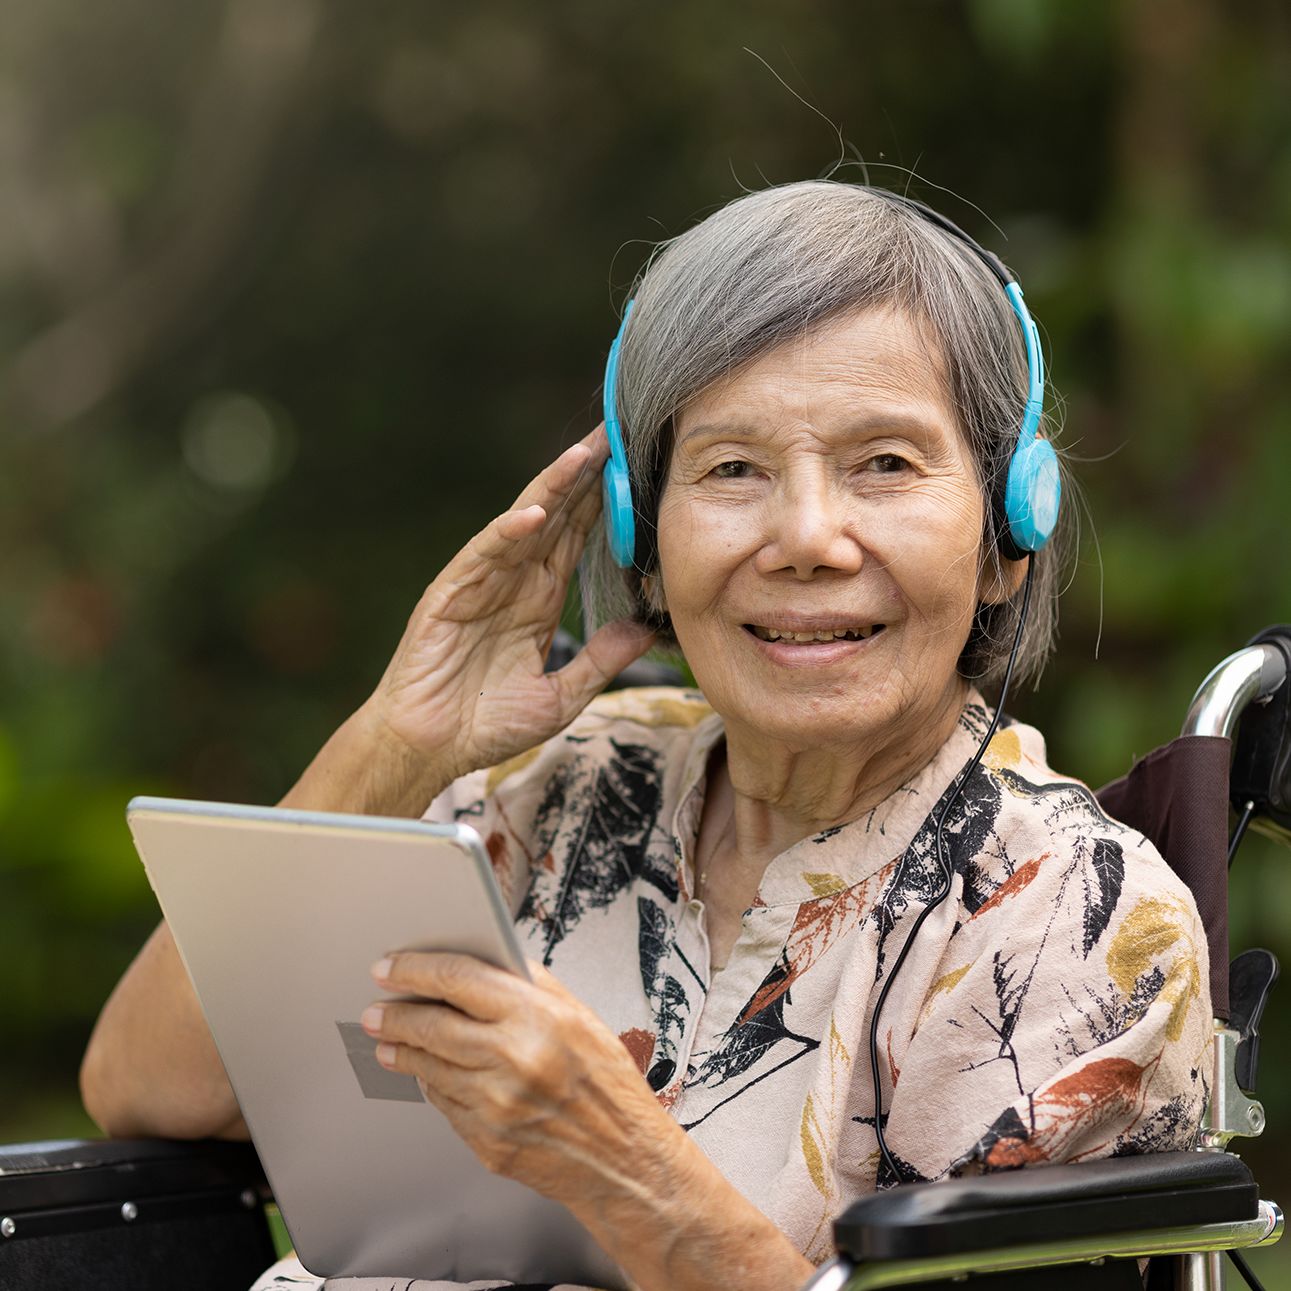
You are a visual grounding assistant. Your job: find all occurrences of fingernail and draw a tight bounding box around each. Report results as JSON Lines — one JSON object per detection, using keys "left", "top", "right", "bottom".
{"left": 371, "top": 957, "right": 393, "bottom": 982}
{"left": 360, "top": 1005, "right": 384, "bottom": 1034}
{"left": 375, "top": 1042, "right": 397, "bottom": 1068}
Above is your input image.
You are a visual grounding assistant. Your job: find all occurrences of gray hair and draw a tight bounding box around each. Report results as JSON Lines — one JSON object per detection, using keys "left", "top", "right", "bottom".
{"left": 582, "top": 180, "right": 1070, "bottom": 689}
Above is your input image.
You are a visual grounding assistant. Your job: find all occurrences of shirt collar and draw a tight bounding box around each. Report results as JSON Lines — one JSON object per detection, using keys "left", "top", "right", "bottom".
{"left": 668, "top": 693, "right": 997, "bottom": 907}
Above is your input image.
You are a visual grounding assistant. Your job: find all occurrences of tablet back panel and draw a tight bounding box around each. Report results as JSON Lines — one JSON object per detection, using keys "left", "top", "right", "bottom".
{"left": 126, "top": 797, "right": 624, "bottom": 1288}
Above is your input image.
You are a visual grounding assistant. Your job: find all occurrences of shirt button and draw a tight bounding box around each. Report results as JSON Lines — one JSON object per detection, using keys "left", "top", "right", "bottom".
{"left": 646, "top": 1058, "right": 676, "bottom": 1091}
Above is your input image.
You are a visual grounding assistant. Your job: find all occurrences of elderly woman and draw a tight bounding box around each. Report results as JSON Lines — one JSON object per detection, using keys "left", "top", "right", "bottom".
{"left": 81, "top": 182, "right": 1210, "bottom": 1291}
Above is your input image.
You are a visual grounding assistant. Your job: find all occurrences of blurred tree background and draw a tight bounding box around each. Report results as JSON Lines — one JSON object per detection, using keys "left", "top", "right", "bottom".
{"left": 2, "top": 0, "right": 1290, "bottom": 1278}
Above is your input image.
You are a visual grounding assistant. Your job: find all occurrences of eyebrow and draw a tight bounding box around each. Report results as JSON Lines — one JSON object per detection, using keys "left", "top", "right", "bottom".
{"left": 676, "top": 408, "right": 951, "bottom": 448}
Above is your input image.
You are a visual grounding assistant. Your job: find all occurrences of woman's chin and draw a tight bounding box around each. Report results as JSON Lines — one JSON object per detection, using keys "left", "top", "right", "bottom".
{"left": 717, "top": 692, "right": 904, "bottom": 753}
{"left": 700, "top": 651, "right": 968, "bottom": 756}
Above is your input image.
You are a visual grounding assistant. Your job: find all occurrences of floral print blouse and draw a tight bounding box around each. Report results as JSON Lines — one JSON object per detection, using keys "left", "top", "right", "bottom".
{"left": 252, "top": 685, "right": 1210, "bottom": 1291}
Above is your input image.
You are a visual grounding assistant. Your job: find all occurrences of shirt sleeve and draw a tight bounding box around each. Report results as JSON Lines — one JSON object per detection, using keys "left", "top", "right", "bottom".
{"left": 884, "top": 819, "right": 1213, "bottom": 1181}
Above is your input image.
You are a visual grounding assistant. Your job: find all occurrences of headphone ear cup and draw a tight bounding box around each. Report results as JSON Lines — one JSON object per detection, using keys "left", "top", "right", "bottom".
{"left": 1001, "top": 436, "right": 1061, "bottom": 557}
{"left": 602, "top": 458, "right": 637, "bottom": 568}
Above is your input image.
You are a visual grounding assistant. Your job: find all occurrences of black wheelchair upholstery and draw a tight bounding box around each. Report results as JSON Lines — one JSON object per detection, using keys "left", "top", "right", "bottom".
{"left": 1097, "top": 733, "right": 1233, "bottom": 1016}
{"left": 0, "top": 1138, "right": 274, "bottom": 1291}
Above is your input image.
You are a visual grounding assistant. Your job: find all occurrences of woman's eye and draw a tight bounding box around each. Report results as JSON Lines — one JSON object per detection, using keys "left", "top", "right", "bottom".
{"left": 711, "top": 460, "right": 753, "bottom": 479}
{"left": 869, "top": 453, "right": 909, "bottom": 474}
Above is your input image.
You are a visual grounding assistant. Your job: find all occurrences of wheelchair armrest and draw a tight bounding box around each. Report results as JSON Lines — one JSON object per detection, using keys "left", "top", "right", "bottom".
{"left": 0, "top": 1136, "right": 270, "bottom": 1212}
{"left": 0, "top": 1138, "right": 275, "bottom": 1291}
{"left": 833, "top": 1152, "right": 1257, "bottom": 1262}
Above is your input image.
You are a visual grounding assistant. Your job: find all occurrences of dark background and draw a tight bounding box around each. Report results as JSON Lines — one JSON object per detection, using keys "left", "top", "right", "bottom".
{"left": 3, "top": 0, "right": 1290, "bottom": 1280}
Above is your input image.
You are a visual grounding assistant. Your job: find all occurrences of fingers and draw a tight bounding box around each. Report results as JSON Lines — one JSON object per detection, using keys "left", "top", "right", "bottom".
{"left": 461, "top": 504, "right": 550, "bottom": 569}
{"left": 439, "top": 432, "right": 609, "bottom": 588}
{"left": 509, "top": 432, "right": 606, "bottom": 528}
{"left": 513, "top": 428, "right": 613, "bottom": 556}
{"left": 370, "top": 951, "right": 522, "bottom": 1022}
{"left": 494, "top": 505, "right": 547, "bottom": 540}
{"left": 362, "top": 998, "right": 493, "bottom": 1070}
{"left": 521, "top": 433, "right": 610, "bottom": 565}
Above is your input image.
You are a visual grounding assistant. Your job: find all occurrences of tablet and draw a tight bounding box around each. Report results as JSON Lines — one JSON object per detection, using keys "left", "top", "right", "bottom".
{"left": 126, "top": 796, "right": 625, "bottom": 1288}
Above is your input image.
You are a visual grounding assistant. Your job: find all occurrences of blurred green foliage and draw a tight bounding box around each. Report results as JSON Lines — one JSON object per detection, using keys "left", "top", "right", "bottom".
{"left": 2, "top": 0, "right": 1290, "bottom": 1278}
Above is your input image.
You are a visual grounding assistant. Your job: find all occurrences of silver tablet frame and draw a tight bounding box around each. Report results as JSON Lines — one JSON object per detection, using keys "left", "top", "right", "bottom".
{"left": 125, "top": 795, "right": 623, "bottom": 1288}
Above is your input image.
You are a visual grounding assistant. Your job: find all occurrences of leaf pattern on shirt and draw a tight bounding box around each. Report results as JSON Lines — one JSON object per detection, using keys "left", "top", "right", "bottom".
{"left": 952, "top": 809, "right": 1136, "bottom": 1103}
{"left": 680, "top": 869, "right": 890, "bottom": 1132}
{"left": 1081, "top": 837, "right": 1126, "bottom": 957}
{"left": 939, "top": 885, "right": 1205, "bottom": 1178}
{"left": 1058, "top": 966, "right": 1167, "bottom": 1054}
{"left": 1106, "top": 896, "right": 1204, "bottom": 1043}
{"left": 521, "top": 738, "right": 674, "bottom": 964}
{"left": 746, "top": 868, "right": 892, "bottom": 1018}
{"left": 638, "top": 895, "right": 691, "bottom": 1071}
{"left": 995, "top": 769, "right": 1131, "bottom": 952}
{"left": 869, "top": 756, "right": 1008, "bottom": 976}
{"left": 699, "top": 951, "right": 817, "bottom": 1083}
{"left": 853, "top": 744, "right": 1203, "bottom": 1184}
{"left": 1111, "top": 1092, "right": 1199, "bottom": 1156}
{"left": 968, "top": 1052, "right": 1163, "bottom": 1169}
{"left": 800, "top": 1017, "right": 857, "bottom": 1260}
{"left": 682, "top": 950, "right": 820, "bottom": 1129}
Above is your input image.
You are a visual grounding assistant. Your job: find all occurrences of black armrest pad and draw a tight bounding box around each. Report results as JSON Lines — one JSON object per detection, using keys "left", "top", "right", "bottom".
{"left": 0, "top": 1138, "right": 269, "bottom": 1213}
{"left": 0, "top": 1139, "right": 275, "bottom": 1291}
{"left": 834, "top": 1153, "right": 1257, "bottom": 1261}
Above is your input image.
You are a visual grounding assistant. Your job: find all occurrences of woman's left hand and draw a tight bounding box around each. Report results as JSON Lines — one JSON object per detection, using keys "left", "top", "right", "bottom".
{"left": 362, "top": 954, "right": 816, "bottom": 1291}
{"left": 362, "top": 952, "right": 683, "bottom": 1209}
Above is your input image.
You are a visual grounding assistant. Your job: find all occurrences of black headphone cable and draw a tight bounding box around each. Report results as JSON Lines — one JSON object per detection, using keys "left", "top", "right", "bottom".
{"left": 867, "top": 556, "right": 1036, "bottom": 1183}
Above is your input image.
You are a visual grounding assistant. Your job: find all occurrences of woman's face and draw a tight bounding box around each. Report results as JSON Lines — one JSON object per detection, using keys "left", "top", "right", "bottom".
{"left": 656, "top": 305, "right": 1001, "bottom": 753}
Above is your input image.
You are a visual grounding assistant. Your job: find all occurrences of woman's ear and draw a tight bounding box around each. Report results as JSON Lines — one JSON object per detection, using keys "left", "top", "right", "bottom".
{"left": 977, "top": 553, "right": 1028, "bottom": 607}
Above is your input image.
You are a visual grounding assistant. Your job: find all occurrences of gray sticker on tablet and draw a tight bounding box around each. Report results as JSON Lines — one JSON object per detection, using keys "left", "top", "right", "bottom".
{"left": 336, "top": 1021, "right": 426, "bottom": 1103}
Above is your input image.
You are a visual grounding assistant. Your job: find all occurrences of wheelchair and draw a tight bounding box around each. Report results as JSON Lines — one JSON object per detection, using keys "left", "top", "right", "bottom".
{"left": 3, "top": 629, "right": 1289, "bottom": 1291}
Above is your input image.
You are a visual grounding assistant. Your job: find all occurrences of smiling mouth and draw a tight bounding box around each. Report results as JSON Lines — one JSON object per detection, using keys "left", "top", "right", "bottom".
{"left": 746, "top": 624, "right": 886, "bottom": 643}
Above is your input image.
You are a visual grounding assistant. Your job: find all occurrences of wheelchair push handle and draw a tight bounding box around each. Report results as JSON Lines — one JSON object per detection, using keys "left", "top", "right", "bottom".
{"left": 1182, "top": 640, "right": 1287, "bottom": 740}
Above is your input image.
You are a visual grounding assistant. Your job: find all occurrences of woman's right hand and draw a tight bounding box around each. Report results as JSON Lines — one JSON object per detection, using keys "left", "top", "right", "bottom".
{"left": 357, "top": 425, "right": 656, "bottom": 794}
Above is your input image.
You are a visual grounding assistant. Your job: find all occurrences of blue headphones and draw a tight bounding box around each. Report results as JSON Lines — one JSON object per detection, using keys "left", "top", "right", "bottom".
{"left": 601, "top": 298, "right": 638, "bottom": 569}
{"left": 601, "top": 196, "right": 1060, "bottom": 569}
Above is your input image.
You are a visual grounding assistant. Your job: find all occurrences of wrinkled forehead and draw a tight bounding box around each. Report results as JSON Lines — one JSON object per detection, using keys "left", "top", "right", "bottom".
{"left": 673, "top": 304, "right": 962, "bottom": 446}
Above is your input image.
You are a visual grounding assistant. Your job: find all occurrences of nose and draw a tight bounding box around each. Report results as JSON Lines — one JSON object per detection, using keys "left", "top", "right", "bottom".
{"left": 753, "top": 467, "right": 865, "bottom": 580}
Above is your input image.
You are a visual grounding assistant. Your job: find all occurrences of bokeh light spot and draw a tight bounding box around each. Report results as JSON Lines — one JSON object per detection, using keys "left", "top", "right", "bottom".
{"left": 181, "top": 392, "right": 292, "bottom": 491}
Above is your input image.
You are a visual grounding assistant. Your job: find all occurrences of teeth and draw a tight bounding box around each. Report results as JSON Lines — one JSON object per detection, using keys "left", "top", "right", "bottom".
{"left": 751, "top": 625, "right": 881, "bottom": 642}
